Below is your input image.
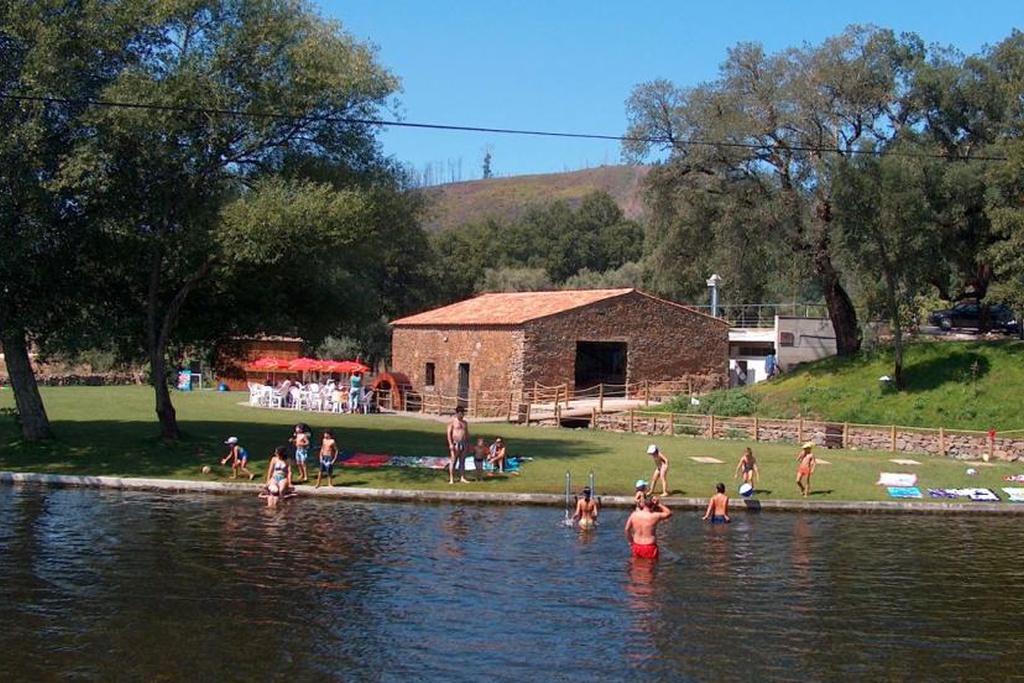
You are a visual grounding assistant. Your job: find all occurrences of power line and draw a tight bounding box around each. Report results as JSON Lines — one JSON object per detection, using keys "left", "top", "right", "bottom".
{"left": 0, "top": 93, "right": 1009, "bottom": 162}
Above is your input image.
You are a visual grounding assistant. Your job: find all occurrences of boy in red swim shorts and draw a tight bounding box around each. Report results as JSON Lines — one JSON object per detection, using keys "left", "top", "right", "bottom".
{"left": 625, "top": 495, "right": 672, "bottom": 559}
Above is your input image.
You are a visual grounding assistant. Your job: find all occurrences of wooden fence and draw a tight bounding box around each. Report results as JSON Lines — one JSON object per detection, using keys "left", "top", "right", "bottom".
{"left": 372, "top": 380, "right": 1024, "bottom": 462}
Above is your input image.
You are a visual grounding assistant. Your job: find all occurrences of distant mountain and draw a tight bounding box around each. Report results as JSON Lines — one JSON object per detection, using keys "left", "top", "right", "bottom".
{"left": 416, "top": 165, "right": 650, "bottom": 233}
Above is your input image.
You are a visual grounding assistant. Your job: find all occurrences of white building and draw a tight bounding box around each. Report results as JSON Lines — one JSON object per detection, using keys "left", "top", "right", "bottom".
{"left": 728, "top": 316, "right": 837, "bottom": 385}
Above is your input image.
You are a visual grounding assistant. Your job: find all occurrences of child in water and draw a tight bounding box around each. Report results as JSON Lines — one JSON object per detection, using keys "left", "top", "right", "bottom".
{"left": 702, "top": 482, "right": 731, "bottom": 523}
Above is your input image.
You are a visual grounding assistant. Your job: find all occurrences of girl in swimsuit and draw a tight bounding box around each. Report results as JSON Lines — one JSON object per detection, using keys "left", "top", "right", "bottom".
{"left": 796, "top": 442, "right": 816, "bottom": 497}
{"left": 571, "top": 488, "right": 599, "bottom": 530}
{"left": 264, "top": 446, "right": 293, "bottom": 503}
{"left": 735, "top": 447, "right": 758, "bottom": 486}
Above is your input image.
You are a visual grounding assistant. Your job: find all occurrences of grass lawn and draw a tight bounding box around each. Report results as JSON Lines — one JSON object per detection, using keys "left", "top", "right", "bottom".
{"left": 2, "top": 385, "right": 1022, "bottom": 506}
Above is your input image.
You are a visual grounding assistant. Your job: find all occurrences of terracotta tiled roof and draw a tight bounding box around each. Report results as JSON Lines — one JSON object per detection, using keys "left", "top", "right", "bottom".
{"left": 392, "top": 289, "right": 636, "bottom": 326}
{"left": 391, "top": 288, "right": 724, "bottom": 327}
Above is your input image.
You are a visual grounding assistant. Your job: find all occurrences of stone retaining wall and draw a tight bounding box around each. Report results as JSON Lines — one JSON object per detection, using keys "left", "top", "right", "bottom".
{"left": 594, "top": 411, "right": 1023, "bottom": 461}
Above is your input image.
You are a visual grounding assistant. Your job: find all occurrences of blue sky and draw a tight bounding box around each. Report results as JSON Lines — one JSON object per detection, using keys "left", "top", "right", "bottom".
{"left": 320, "top": 1, "right": 1021, "bottom": 181}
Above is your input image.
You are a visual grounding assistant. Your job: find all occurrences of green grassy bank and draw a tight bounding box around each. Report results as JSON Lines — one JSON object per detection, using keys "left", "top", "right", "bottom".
{"left": 1, "top": 384, "right": 1021, "bottom": 505}
{"left": 665, "top": 339, "right": 1024, "bottom": 432}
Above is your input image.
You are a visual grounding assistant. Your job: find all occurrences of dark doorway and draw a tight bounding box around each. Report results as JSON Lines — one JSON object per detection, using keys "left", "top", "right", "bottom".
{"left": 574, "top": 341, "right": 627, "bottom": 395}
{"left": 457, "top": 363, "right": 470, "bottom": 409}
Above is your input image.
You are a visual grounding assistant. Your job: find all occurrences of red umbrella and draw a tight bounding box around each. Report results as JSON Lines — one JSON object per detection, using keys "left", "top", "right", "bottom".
{"left": 320, "top": 360, "right": 349, "bottom": 373}
{"left": 335, "top": 360, "right": 370, "bottom": 374}
{"left": 250, "top": 356, "right": 289, "bottom": 371}
{"left": 287, "top": 357, "right": 324, "bottom": 372}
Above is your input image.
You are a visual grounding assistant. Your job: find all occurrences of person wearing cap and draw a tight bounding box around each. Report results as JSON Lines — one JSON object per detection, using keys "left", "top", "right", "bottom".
{"left": 220, "top": 436, "right": 254, "bottom": 480}
{"left": 796, "top": 441, "right": 817, "bottom": 497}
{"left": 571, "top": 487, "right": 600, "bottom": 530}
{"left": 634, "top": 479, "right": 648, "bottom": 509}
{"left": 624, "top": 493, "right": 672, "bottom": 559}
{"left": 647, "top": 444, "right": 670, "bottom": 497}
{"left": 446, "top": 405, "right": 469, "bottom": 484}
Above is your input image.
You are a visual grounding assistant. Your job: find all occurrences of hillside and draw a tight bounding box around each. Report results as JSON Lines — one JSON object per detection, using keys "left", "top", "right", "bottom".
{"left": 665, "top": 339, "right": 1024, "bottom": 432}
{"left": 416, "top": 164, "right": 650, "bottom": 233}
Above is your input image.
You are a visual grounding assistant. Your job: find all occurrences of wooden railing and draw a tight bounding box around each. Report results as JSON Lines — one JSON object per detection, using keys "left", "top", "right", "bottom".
{"left": 345, "top": 386, "right": 1024, "bottom": 460}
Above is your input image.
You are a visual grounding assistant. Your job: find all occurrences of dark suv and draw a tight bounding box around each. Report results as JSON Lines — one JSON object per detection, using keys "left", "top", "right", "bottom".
{"left": 928, "top": 301, "right": 1019, "bottom": 333}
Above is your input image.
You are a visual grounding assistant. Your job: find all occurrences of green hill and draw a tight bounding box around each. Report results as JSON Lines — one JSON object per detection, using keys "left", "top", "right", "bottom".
{"left": 417, "top": 165, "right": 649, "bottom": 233}
{"left": 674, "top": 339, "right": 1024, "bottom": 432}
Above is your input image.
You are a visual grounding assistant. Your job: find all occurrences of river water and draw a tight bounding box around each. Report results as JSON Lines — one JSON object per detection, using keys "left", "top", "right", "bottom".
{"left": 0, "top": 486, "right": 1020, "bottom": 682}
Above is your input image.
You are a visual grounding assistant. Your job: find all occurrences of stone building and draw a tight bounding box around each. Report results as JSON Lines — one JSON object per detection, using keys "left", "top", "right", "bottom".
{"left": 390, "top": 288, "right": 729, "bottom": 408}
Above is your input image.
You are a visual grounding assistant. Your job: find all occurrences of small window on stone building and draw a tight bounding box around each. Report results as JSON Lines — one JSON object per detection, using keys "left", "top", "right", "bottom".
{"left": 779, "top": 332, "right": 795, "bottom": 347}
{"left": 425, "top": 362, "right": 435, "bottom": 387}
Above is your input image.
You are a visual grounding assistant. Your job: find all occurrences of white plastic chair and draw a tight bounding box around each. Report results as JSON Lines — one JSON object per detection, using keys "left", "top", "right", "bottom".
{"left": 290, "top": 387, "right": 311, "bottom": 411}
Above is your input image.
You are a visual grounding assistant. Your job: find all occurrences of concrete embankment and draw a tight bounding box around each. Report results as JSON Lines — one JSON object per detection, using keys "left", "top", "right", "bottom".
{"left": 3, "top": 471, "right": 1021, "bottom": 515}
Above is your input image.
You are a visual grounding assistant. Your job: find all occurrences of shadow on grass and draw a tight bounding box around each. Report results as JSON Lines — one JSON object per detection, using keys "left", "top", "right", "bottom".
{"left": 0, "top": 416, "right": 610, "bottom": 479}
{"left": 903, "top": 352, "right": 990, "bottom": 393}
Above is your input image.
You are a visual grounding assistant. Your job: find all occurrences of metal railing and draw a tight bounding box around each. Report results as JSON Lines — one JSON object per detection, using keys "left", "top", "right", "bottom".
{"left": 690, "top": 303, "right": 829, "bottom": 328}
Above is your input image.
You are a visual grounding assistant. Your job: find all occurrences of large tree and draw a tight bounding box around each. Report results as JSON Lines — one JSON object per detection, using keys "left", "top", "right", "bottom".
{"left": 624, "top": 26, "right": 924, "bottom": 356}
{"left": 0, "top": 1, "right": 149, "bottom": 440}
{"left": 834, "top": 151, "right": 938, "bottom": 389}
{"left": 61, "top": 0, "right": 401, "bottom": 439}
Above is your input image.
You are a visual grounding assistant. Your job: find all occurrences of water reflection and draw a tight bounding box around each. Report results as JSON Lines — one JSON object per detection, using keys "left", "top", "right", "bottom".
{"left": 1, "top": 488, "right": 1023, "bottom": 681}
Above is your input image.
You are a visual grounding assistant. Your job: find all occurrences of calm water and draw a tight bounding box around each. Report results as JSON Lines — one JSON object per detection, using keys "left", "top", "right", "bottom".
{"left": 0, "top": 486, "right": 1022, "bottom": 682}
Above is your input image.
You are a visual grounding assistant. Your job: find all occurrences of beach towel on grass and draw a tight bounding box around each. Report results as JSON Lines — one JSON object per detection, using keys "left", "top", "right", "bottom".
{"left": 1001, "top": 487, "right": 1024, "bottom": 502}
{"left": 1003, "top": 474, "right": 1024, "bottom": 483}
{"left": 338, "top": 452, "right": 528, "bottom": 472}
{"left": 887, "top": 486, "right": 922, "bottom": 499}
{"left": 955, "top": 488, "right": 1001, "bottom": 502}
{"left": 877, "top": 472, "right": 917, "bottom": 487}
{"left": 927, "top": 488, "right": 959, "bottom": 499}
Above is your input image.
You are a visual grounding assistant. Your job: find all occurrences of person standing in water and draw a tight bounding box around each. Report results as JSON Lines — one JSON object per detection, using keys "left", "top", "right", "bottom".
{"left": 625, "top": 495, "right": 672, "bottom": 559}
{"left": 633, "top": 479, "right": 648, "bottom": 509}
{"left": 647, "top": 444, "right": 670, "bottom": 496}
{"left": 446, "top": 405, "right": 469, "bottom": 484}
{"left": 702, "top": 482, "right": 731, "bottom": 523}
{"left": 571, "top": 487, "right": 600, "bottom": 529}
{"left": 796, "top": 441, "right": 816, "bottom": 497}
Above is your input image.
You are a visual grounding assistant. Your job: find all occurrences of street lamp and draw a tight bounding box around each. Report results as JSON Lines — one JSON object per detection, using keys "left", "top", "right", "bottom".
{"left": 706, "top": 274, "right": 722, "bottom": 317}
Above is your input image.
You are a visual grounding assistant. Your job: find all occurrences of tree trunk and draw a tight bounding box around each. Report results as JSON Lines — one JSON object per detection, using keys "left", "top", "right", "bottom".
{"left": 811, "top": 240, "right": 861, "bottom": 357}
{"left": 149, "top": 345, "right": 181, "bottom": 441}
{"left": 1, "top": 325, "right": 53, "bottom": 441}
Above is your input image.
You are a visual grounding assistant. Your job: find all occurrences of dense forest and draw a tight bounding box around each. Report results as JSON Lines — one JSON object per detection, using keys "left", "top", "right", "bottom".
{"left": 1, "top": 2, "right": 1021, "bottom": 441}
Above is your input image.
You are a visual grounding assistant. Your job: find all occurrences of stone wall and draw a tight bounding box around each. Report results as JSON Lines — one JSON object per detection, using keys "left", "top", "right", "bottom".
{"left": 522, "top": 291, "right": 729, "bottom": 389}
{"left": 391, "top": 327, "right": 524, "bottom": 410}
{"left": 594, "top": 410, "right": 1024, "bottom": 462}
{"left": 391, "top": 291, "right": 730, "bottom": 412}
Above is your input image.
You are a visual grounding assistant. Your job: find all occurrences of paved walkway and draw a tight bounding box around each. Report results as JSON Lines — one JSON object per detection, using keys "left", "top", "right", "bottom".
{"left": 2, "top": 471, "right": 1020, "bottom": 515}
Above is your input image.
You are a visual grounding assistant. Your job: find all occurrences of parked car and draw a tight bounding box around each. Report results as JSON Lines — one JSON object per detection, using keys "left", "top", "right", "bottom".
{"left": 927, "top": 301, "right": 1019, "bottom": 333}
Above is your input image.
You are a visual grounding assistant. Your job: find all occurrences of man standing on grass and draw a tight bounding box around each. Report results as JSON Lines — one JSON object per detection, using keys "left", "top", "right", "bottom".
{"left": 446, "top": 405, "right": 469, "bottom": 484}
